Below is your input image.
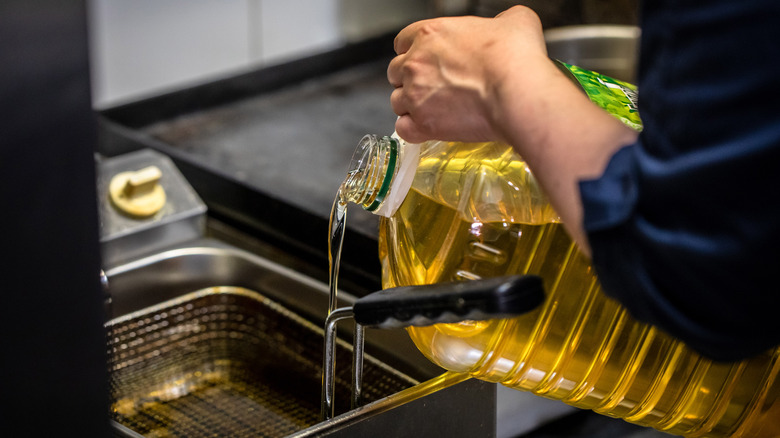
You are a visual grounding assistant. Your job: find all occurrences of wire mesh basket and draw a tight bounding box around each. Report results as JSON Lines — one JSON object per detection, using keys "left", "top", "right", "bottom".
{"left": 107, "top": 286, "right": 417, "bottom": 437}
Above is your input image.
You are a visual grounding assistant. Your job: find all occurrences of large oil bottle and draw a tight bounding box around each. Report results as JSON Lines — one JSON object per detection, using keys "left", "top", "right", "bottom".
{"left": 341, "top": 63, "right": 779, "bottom": 437}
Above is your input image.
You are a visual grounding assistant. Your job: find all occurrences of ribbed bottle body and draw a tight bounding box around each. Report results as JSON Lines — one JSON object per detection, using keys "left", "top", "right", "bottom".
{"left": 377, "top": 140, "right": 780, "bottom": 437}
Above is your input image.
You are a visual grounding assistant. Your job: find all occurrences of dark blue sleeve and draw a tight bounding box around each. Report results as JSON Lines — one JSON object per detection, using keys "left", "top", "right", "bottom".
{"left": 579, "top": 0, "right": 780, "bottom": 361}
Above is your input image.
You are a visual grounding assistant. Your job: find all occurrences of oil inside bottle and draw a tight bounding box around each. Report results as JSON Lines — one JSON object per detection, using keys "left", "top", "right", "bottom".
{"left": 332, "top": 138, "right": 780, "bottom": 437}
{"left": 376, "top": 141, "right": 780, "bottom": 437}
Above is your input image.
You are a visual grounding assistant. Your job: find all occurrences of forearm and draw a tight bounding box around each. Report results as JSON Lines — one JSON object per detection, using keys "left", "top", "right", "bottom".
{"left": 491, "top": 58, "right": 639, "bottom": 255}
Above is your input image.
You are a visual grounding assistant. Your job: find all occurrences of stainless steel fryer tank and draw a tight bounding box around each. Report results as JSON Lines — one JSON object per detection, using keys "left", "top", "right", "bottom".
{"left": 105, "top": 240, "right": 496, "bottom": 437}
{"left": 108, "top": 287, "right": 415, "bottom": 436}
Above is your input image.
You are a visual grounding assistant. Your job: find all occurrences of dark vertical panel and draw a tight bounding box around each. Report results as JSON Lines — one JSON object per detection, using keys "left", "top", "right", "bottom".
{"left": 0, "top": 1, "right": 108, "bottom": 435}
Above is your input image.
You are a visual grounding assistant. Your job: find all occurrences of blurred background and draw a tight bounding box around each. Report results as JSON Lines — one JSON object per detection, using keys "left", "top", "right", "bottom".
{"left": 88, "top": 0, "right": 637, "bottom": 108}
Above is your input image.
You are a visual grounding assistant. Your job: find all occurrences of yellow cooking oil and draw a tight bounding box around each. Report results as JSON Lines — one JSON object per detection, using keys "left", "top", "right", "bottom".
{"left": 375, "top": 141, "right": 780, "bottom": 437}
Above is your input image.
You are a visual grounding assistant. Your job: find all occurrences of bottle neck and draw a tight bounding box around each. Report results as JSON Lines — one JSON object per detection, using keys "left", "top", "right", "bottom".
{"left": 341, "top": 134, "right": 398, "bottom": 212}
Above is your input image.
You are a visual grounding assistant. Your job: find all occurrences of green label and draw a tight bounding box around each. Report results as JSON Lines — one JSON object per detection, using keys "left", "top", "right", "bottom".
{"left": 558, "top": 61, "right": 643, "bottom": 132}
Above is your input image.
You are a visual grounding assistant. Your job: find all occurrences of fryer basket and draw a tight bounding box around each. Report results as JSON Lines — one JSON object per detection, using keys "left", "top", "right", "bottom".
{"left": 107, "top": 286, "right": 417, "bottom": 437}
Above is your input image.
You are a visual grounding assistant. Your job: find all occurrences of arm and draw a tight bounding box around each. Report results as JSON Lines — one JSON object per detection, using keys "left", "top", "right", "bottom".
{"left": 389, "top": 3, "right": 780, "bottom": 360}
{"left": 387, "top": 6, "right": 638, "bottom": 256}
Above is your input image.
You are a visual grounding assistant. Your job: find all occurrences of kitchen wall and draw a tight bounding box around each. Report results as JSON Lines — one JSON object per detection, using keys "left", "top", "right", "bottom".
{"left": 87, "top": 0, "right": 435, "bottom": 108}
{"left": 87, "top": 0, "right": 636, "bottom": 109}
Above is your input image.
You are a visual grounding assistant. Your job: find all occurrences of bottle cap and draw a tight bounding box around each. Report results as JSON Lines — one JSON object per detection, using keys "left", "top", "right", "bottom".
{"left": 373, "top": 133, "right": 420, "bottom": 217}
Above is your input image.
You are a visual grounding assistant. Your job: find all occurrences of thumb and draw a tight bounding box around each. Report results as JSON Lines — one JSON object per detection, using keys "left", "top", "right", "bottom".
{"left": 395, "top": 115, "right": 430, "bottom": 144}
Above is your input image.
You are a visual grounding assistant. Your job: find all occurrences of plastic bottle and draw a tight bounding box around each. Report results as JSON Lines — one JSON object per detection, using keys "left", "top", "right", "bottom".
{"left": 340, "top": 62, "right": 780, "bottom": 437}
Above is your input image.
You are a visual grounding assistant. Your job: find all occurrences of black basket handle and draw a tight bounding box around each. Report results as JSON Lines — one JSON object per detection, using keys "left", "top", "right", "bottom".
{"left": 353, "top": 275, "right": 545, "bottom": 329}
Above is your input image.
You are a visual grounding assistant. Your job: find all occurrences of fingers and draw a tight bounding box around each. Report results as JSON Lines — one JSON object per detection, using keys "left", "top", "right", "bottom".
{"left": 387, "top": 54, "right": 405, "bottom": 88}
{"left": 389, "top": 87, "right": 406, "bottom": 117}
{"left": 495, "top": 4, "right": 531, "bottom": 18}
{"left": 394, "top": 115, "right": 428, "bottom": 144}
{"left": 391, "top": 87, "right": 432, "bottom": 143}
{"left": 393, "top": 20, "right": 424, "bottom": 54}
{"left": 389, "top": 22, "right": 422, "bottom": 89}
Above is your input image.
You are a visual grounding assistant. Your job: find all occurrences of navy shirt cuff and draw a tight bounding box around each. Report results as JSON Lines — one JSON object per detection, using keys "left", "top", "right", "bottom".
{"left": 579, "top": 144, "right": 639, "bottom": 233}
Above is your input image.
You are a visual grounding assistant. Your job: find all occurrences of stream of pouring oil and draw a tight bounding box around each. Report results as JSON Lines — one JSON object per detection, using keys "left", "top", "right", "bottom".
{"left": 328, "top": 189, "right": 348, "bottom": 315}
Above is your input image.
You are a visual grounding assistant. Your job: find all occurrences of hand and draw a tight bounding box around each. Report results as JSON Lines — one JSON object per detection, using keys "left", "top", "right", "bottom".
{"left": 387, "top": 6, "right": 549, "bottom": 143}
{"left": 388, "top": 6, "right": 639, "bottom": 256}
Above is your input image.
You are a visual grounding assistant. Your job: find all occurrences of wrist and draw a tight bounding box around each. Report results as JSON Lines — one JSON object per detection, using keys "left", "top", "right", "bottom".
{"left": 489, "top": 56, "right": 571, "bottom": 147}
